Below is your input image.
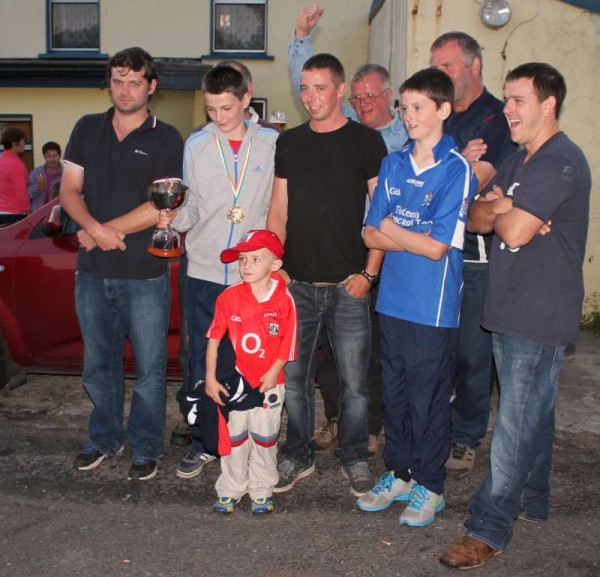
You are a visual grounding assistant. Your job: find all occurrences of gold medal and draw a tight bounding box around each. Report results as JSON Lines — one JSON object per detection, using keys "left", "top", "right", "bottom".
{"left": 227, "top": 205, "right": 245, "bottom": 224}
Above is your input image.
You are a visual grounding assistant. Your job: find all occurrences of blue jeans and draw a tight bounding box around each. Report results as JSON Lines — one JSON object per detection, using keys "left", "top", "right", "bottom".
{"left": 451, "top": 262, "right": 493, "bottom": 448}
{"left": 465, "top": 333, "right": 565, "bottom": 550}
{"left": 314, "top": 284, "right": 384, "bottom": 435}
{"left": 185, "top": 277, "right": 235, "bottom": 454}
{"left": 75, "top": 271, "right": 170, "bottom": 460}
{"left": 380, "top": 315, "right": 457, "bottom": 495}
{"left": 282, "top": 281, "right": 371, "bottom": 467}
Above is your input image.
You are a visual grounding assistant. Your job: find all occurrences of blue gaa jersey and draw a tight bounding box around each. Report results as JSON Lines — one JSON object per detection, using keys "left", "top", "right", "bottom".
{"left": 366, "top": 134, "right": 477, "bottom": 328}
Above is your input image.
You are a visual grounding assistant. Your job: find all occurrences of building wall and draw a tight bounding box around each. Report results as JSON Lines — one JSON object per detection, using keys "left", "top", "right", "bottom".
{"left": 241, "top": 0, "right": 372, "bottom": 128}
{"left": 0, "top": 1, "right": 372, "bottom": 135}
{"left": 0, "top": 88, "right": 196, "bottom": 166}
{"left": 0, "top": 2, "right": 46, "bottom": 57}
{"left": 370, "top": 0, "right": 600, "bottom": 304}
{"left": 100, "top": 0, "right": 372, "bottom": 127}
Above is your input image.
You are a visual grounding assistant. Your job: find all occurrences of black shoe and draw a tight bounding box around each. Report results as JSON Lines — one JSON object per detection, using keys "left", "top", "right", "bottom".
{"left": 170, "top": 420, "right": 192, "bottom": 446}
{"left": 74, "top": 442, "right": 122, "bottom": 471}
{"left": 128, "top": 457, "right": 158, "bottom": 481}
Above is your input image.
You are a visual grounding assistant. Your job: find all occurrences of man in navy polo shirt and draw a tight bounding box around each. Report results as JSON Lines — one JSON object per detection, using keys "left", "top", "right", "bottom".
{"left": 60, "top": 47, "right": 184, "bottom": 482}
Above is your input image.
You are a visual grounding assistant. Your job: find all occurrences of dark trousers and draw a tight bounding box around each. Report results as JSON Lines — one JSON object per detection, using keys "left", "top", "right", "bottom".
{"left": 451, "top": 262, "right": 494, "bottom": 448}
{"left": 380, "top": 315, "right": 457, "bottom": 495}
{"left": 182, "top": 274, "right": 235, "bottom": 454}
{"left": 175, "top": 254, "right": 190, "bottom": 406}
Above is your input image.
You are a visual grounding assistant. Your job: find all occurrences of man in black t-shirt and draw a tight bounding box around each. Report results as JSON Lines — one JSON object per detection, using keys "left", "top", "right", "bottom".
{"left": 267, "top": 53, "right": 387, "bottom": 497}
{"left": 441, "top": 62, "right": 590, "bottom": 569}
{"left": 60, "top": 47, "right": 184, "bottom": 482}
{"left": 430, "top": 32, "right": 517, "bottom": 476}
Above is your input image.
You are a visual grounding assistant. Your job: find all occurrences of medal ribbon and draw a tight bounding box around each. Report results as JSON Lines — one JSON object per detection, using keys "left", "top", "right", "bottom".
{"left": 214, "top": 134, "right": 251, "bottom": 205}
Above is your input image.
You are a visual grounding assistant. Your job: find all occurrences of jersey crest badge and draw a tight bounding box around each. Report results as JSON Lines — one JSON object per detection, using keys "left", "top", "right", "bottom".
{"left": 422, "top": 191, "right": 433, "bottom": 207}
{"left": 268, "top": 322, "right": 280, "bottom": 337}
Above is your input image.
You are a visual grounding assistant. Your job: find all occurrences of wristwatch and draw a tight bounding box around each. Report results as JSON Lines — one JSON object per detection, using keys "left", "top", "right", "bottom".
{"left": 360, "top": 270, "right": 379, "bottom": 285}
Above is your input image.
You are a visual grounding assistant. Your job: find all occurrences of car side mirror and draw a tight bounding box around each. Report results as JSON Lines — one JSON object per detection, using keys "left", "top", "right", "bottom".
{"left": 44, "top": 205, "right": 63, "bottom": 234}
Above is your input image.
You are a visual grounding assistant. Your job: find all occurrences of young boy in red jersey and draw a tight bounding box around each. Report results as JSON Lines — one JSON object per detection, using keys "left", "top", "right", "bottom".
{"left": 205, "top": 229, "right": 297, "bottom": 515}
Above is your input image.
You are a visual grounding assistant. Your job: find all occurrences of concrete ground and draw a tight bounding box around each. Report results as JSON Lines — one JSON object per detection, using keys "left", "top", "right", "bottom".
{"left": 0, "top": 331, "right": 599, "bottom": 577}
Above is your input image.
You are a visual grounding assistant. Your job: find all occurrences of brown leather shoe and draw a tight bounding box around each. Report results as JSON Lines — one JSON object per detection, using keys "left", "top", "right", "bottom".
{"left": 440, "top": 536, "right": 501, "bottom": 569}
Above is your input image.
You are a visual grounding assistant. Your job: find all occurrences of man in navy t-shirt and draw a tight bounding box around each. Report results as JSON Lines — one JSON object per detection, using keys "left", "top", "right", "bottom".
{"left": 441, "top": 63, "right": 590, "bottom": 569}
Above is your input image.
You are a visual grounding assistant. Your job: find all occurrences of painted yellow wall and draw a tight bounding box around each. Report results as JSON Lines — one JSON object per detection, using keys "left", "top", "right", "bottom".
{"left": 371, "top": 0, "right": 600, "bottom": 302}
{"left": 100, "top": 0, "right": 372, "bottom": 128}
{"left": 241, "top": 0, "right": 372, "bottom": 128}
{"left": 0, "top": 88, "right": 196, "bottom": 165}
{"left": 0, "top": 2, "right": 46, "bottom": 57}
{"left": 0, "top": 1, "right": 371, "bottom": 131}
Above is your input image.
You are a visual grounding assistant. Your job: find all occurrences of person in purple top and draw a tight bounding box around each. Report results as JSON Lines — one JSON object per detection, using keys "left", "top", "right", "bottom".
{"left": 28, "top": 141, "right": 63, "bottom": 212}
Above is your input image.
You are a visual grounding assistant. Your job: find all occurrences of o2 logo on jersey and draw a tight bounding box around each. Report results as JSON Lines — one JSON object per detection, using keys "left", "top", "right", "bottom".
{"left": 241, "top": 333, "right": 266, "bottom": 358}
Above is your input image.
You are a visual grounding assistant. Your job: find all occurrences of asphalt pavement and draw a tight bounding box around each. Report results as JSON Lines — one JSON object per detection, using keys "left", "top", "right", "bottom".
{"left": 1, "top": 331, "right": 599, "bottom": 577}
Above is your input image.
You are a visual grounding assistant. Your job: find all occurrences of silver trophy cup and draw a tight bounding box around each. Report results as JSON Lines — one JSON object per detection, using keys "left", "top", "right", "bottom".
{"left": 147, "top": 178, "right": 188, "bottom": 258}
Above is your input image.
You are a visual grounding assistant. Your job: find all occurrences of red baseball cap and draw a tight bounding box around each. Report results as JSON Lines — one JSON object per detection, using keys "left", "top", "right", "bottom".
{"left": 220, "top": 229, "right": 285, "bottom": 263}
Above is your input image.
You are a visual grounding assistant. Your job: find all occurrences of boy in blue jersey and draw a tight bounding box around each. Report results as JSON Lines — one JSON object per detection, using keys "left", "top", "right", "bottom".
{"left": 359, "top": 68, "right": 478, "bottom": 526}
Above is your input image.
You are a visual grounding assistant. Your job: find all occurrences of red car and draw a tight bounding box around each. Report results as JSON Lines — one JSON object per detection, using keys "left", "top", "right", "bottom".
{"left": 0, "top": 199, "right": 183, "bottom": 389}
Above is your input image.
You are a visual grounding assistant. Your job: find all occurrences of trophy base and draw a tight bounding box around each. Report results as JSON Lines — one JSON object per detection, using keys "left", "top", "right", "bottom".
{"left": 148, "top": 244, "right": 185, "bottom": 258}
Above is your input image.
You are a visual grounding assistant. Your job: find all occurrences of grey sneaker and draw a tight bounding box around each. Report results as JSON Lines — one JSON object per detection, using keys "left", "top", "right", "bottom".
{"left": 313, "top": 418, "right": 338, "bottom": 451}
{"left": 341, "top": 461, "right": 373, "bottom": 497}
{"left": 357, "top": 471, "right": 415, "bottom": 512}
{"left": 176, "top": 450, "right": 216, "bottom": 479}
{"left": 273, "top": 458, "right": 315, "bottom": 493}
{"left": 446, "top": 443, "right": 476, "bottom": 477}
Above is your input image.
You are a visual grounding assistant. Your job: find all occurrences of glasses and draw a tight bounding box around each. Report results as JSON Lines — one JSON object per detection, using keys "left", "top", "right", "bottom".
{"left": 348, "top": 89, "right": 389, "bottom": 106}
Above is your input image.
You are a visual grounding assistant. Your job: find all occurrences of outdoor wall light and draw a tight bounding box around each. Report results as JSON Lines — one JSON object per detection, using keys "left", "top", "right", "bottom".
{"left": 480, "top": 0, "right": 511, "bottom": 29}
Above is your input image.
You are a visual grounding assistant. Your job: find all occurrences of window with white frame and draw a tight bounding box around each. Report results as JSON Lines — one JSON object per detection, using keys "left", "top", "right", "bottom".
{"left": 212, "top": 0, "right": 267, "bottom": 54}
{"left": 49, "top": 0, "right": 100, "bottom": 51}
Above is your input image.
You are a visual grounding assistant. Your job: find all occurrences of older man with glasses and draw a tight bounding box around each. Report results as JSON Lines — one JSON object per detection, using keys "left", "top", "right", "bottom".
{"left": 288, "top": 5, "right": 407, "bottom": 154}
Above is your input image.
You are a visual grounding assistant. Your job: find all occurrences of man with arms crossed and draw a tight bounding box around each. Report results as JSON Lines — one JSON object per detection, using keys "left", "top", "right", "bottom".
{"left": 441, "top": 62, "right": 590, "bottom": 568}
{"left": 267, "top": 53, "right": 387, "bottom": 497}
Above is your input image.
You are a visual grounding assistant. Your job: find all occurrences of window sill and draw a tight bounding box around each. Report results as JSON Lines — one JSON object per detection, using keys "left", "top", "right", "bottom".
{"left": 38, "top": 51, "right": 109, "bottom": 60}
{"left": 201, "top": 52, "right": 274, "bottom": 61}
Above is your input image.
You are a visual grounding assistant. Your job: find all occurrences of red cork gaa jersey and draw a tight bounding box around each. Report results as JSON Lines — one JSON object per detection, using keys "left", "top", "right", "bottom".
{"left": 206, "top": 273, "right": 297, "bottom": 388}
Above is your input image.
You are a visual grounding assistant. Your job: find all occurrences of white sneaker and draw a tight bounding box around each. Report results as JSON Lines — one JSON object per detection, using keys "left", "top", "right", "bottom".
{"left": 356, "top": 471, "right": 415, "bottom": 512}
{"left": 399, "top": 483, "right": 445, "bottom": 527}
